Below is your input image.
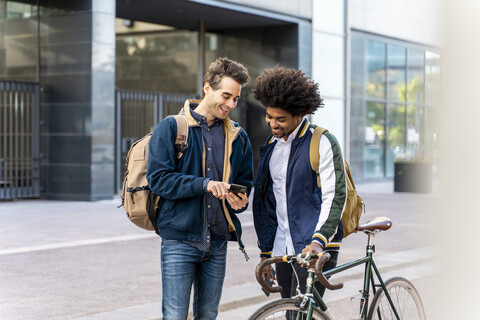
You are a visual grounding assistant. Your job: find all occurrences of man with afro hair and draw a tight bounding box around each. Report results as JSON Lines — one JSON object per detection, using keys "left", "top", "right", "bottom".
{"left": 252, "top": 66, "right": 347, "bottom": 301}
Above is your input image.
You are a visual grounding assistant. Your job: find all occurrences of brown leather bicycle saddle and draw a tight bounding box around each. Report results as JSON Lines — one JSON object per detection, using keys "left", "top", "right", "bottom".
{"left": 356, "top": 217, "right": 392, "bottom": 232}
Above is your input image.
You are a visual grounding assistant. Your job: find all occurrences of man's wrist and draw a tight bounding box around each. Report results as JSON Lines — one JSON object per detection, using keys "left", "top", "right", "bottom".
{"left": 202, "top": 178, "right": 211, "bottom": 192}
{"left": 310, "top": 241, "right": 324, "bottom": 252}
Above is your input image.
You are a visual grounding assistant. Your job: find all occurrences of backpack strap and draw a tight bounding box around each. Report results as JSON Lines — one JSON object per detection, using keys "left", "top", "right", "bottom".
{"left": 343, "top": 160, "right": 357, "bottom": 190}
{"left": 147, "top": 191, "right": 159, "bottom": 233}
{"left": 309, "top": 126, "right": 329, "bottom": 188}
{"left": 171, "top": 115, "right": 189, "bottom": 159}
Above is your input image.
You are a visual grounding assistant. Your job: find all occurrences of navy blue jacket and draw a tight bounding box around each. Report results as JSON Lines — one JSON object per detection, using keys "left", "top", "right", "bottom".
{"left": 253, "top": 119, "right": 346, "bottom": 257}
{"left": 147, "top": 100, "right": 254, "bottom": 250}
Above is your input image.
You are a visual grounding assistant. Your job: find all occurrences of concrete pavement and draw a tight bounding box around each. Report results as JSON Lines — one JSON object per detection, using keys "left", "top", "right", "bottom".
{"left": 0, "top": 181, "right": 439, "bottom": 319}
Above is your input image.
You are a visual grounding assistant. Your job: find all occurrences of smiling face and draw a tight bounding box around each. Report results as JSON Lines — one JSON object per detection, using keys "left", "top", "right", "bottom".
{"left": 265, "top": 107, "right": 303, "bottom": 141}
{"left": 202, "top": 77, "right": 241, "bottom": 122}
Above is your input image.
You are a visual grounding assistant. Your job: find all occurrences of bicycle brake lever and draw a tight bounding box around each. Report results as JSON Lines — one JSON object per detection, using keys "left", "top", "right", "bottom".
{"left": 300, "top": 252, "right": 312, "bottom": 266}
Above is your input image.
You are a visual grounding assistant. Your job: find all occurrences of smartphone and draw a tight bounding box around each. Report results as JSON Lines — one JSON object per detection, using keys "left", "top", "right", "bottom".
{"left": 228, "top": 183, "right": 247, "bottom": 195}
{"left": 262, "top": 268, "right": 276, "bottom": 297}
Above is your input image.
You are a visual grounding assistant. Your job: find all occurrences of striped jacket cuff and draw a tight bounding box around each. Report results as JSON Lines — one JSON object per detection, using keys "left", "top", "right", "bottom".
{"left": 260, "top": 251, "right": 272, "bottom": 258}
{"left": 312, "top": 233, "right": 341, "bottom": 251}
{"left": 324, "top": 242, "right": 341, "bottom": 251}
{"left": 311, "top": 233, "right": 327, "bottom": 249}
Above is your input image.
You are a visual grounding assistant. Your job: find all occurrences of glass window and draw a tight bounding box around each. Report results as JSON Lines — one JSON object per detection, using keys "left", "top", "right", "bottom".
{"left": 387, "top": 45, "right": 406, "bottom": 102}
{"left": 365, "top": 41, "right": 386, "bottom": 99}
{"left": 407, "top": 49, "right": 425, "bottom": 103}
{"left": 115, "top": 25, "right": 299, "bottom": 180}
{"left": 116, "top": 31, "right": 198, "bottom": 93}
{"left": 386, "top": 103, "right": 405, "bottom": 177}
{"left": 425, "top": 51, "right": 440, "bottom": 106}
{"left": 6, "top": 2, "right": 38, "bottom": 19}
{"left": 424, "top": 51, "right": 440, "bottom": 157}
{"left": 406, "top": 103, "right": 423, "bottom": 160}
{"left": 352, "top": 32, "right": 439, "bottom": 180}
{"left": 364, "top": 101, "right": 385, "bottom": 178}
{"left": 0, "top": 1, "right": 40, "bottom": 82}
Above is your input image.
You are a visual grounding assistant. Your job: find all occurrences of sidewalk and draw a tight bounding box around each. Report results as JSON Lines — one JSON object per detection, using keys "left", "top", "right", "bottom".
{"left": 72, "top": 245, "right": 438, "bottom": 320}
{"left": 0, "top": 181, "right": 439, "bottom": 319}
{"left": 0, "top": 181, "right": 394, "bottom": 254}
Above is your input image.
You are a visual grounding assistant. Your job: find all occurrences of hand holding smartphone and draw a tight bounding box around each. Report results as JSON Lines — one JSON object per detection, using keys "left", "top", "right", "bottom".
{"left": 228, "top": 183, "right": 247, "bottom": 195}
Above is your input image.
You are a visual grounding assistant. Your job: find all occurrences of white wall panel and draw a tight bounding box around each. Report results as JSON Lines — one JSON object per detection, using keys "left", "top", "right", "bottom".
{"left": 312, "top": 0, "right": 347, "bottom": 149}
{"left": 350, "top": 0, "right": 442, "bottom": 47}
{"left": 313, "top": 0, "right": 344, "bottom": 34}
{"left": 312, "top": 32, "right": 344, "bottom": 98}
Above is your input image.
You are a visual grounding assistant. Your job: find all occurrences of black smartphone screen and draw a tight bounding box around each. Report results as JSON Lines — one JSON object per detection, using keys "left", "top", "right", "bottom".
{"left": 229, "top": 184, "right": 247, "bottom": 195}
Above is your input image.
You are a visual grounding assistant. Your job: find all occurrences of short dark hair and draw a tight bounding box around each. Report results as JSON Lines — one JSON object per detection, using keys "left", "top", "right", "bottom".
{"left": 252, "top": 65, "right": 324, "bottom": 116}
{"left": 202, "top": 57, "right": 250, "bottom": 98}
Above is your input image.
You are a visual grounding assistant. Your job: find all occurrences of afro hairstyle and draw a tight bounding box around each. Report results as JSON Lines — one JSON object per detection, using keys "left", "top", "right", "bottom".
{"left": 252, "top": 65, "right": 324, "bottom": 116}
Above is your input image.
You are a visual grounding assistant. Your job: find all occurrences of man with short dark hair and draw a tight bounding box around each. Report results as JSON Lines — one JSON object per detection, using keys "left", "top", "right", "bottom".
{"left": 147, "top": 57, "right": 254, "bottom": 319}
{"left": 252, "top": 66, "right": 347, "bottom": 301}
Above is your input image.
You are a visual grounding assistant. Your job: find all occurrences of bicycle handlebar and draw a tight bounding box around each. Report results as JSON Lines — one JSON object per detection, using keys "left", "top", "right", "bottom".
{"left": 314, "top": 253, "right": 344, "bottom": 290}
{"left": 255, "top": 252, "right": 344, "bottom": 293}
{"left": 255, "top": 256, "right": 285, "bottom": 293}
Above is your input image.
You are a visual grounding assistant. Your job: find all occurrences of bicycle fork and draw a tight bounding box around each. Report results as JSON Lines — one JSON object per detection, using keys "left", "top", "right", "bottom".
{"left": 302, "top": 269, "right": 337, "bottom": 320}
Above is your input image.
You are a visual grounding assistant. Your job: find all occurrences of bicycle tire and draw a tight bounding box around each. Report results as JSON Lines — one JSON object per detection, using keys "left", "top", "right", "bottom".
{"left": 367, "top": 276, "right": 426, "bottom": 320}
{"left": 248, "top": 298, "right": 330, "bottom": 320}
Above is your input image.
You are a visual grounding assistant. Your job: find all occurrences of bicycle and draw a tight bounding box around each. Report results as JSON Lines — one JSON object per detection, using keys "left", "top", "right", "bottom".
{"left": 248, "top": 217, "right": 426, "bottom": 320}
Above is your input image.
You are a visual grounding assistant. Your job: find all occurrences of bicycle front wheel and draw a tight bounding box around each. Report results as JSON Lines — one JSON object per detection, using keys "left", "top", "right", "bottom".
{"left": 367, "top": 277, "right": 426, "bottom": 320}
{"left": 248, "top": 298, "right": 330, "bottom": 320}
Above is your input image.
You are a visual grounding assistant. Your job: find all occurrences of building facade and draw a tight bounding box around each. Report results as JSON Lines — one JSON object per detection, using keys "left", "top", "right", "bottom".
{"left": 0, "top": 0, "right": 440, "bottom": 200}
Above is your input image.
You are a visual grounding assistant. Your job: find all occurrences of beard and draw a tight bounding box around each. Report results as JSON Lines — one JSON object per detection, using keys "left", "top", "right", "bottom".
{"left": 271, "top": 127, "right": 285, "bottom": 138}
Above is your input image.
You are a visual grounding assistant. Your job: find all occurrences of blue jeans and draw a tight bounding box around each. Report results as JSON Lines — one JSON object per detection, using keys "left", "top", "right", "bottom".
{"left": 161, "top": 239, "right": 228, "bottom": 320}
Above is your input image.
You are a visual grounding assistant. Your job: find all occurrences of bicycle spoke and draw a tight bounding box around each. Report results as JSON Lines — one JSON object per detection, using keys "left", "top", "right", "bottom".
{"left": 368, "top": 277, "right": 425, "bottom": 320}
{"left": 251, "top": 235, "right": 426, "bottom": 320}
{"left": 248, "top": 299, "right": 328, "bottom": 320}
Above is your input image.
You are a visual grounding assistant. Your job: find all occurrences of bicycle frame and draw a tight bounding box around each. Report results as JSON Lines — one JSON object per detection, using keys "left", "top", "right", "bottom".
{"left": 251, "top": 218, "right": 410, "bottom": 320}
{"left": 304, "top": 231, "right": 401, "bottom": 320}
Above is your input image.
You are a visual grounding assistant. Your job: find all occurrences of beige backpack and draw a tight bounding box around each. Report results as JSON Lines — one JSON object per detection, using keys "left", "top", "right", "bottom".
{"left": 120, "top": 115, "right": 189, "bottom": 232}
{"left": 309, "top": 126, "right": 364, "bottom": 237}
